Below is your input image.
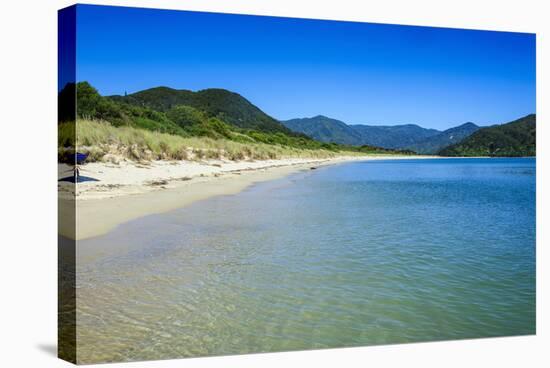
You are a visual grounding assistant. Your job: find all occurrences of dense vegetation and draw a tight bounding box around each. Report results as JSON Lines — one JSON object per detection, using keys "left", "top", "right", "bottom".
{"left": 439, "top": 114, "right": 536, "bottom": 157}
{"left": 110, "top": 86, "right": 295, "bottom": 134}
{"left": 282, "top": 115, "right": 443, "bottom": 149}
{"left": 405, "top": 122, "right": 479, "bottom": 154}
{"left": 59, "top": 82, "right": 408, "bottom": 162}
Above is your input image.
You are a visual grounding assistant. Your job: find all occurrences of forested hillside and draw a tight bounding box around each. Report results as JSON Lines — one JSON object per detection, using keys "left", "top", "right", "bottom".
{"left": 439, "top": 114, "right": 535, "bottom": 157}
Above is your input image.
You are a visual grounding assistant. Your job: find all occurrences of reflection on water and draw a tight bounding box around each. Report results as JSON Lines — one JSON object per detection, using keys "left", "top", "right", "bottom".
{"left": 76, "top": 158, "right": 536, "bottom": 363}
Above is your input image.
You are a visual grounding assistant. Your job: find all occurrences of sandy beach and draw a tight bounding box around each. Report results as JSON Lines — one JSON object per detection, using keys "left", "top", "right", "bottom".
{"left": 59, "top": 155, "right": 431, "bottom": 240}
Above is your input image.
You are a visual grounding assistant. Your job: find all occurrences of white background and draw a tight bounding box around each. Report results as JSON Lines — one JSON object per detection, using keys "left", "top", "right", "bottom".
{"left": 0, "top": 0, "right": 547, "bottom": 366}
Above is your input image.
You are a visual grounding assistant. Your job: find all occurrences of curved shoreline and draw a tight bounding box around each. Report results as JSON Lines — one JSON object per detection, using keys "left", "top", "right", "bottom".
{"left": 59, "top": 155, "right": 434, "bottom": 240}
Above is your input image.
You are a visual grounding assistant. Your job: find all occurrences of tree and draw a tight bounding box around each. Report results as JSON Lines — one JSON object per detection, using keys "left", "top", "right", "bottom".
{"left": 166, "top": 105, "right": 205, "bottom": 128}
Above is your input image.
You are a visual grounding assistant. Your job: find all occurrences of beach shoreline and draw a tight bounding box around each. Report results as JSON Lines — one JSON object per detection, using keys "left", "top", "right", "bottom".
{"left": 59, "top": 155, "right": 434, "bottom": 240}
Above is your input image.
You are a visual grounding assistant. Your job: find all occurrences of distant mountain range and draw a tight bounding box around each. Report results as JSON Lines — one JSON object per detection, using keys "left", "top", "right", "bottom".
{"left": 281, "top": 116, "right": 365, "bottom": 146}
{"left": 281, "top": 115, "right": 479, "bottom": 154}
{"left": 439, "top": 114, "right": 536, "bottom": 157}
{"left": 282, "top": 114, "right": 535, "bottom": 156}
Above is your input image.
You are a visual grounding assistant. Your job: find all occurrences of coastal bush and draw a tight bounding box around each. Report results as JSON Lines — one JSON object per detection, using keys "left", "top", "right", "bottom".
{"left": 166, "top": 105, "right": 204, "bottom": 128}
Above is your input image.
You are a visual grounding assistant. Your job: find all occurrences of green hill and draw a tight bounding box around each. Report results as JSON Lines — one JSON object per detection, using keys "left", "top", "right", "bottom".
{"left": 110, "top": 87, "right": 293, "bottom": 135}
{"left": 439, "top": 114, "right": 536, "bottom": 157}
{"left": 405, "top": 122, "right": 479, "bottom": 154}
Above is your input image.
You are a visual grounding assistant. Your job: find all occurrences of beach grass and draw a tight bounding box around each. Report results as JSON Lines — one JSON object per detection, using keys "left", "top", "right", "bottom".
{"left": 59, "top": 119, "right": 366, "bottom": 162}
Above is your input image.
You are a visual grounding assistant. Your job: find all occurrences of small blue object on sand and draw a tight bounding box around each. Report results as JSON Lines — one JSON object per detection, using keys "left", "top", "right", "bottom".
{"left": 76, "top": 152, "right": 89, "bottom": 165}
{"left": 58, "top": 152, "right": 97, "bottom": 183}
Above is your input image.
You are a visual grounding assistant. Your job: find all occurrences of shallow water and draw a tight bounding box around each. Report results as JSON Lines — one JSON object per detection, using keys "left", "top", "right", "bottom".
{"left": 76, "top": 158, "right": 536, "bottom": 363}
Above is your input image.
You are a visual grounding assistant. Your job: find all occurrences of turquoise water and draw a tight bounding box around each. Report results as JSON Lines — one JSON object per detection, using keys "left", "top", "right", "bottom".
{"left": 77, "top": 158, "right": 536, "bottom": 363}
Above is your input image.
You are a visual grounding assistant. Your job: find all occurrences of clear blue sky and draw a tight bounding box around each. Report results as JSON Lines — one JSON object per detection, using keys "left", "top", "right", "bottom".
{"left": 75, "top": 4, "right": 535, "bottom": 130}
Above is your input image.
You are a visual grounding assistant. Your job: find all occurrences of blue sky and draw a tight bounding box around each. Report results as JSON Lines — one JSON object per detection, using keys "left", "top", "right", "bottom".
{"left": 75, "top": 4, "right": 535, "bottom": 130}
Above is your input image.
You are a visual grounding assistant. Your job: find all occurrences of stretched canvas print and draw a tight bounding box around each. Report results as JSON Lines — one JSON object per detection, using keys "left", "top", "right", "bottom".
{"left": 58, "top": 4, "right": 536, "bottom": 364}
